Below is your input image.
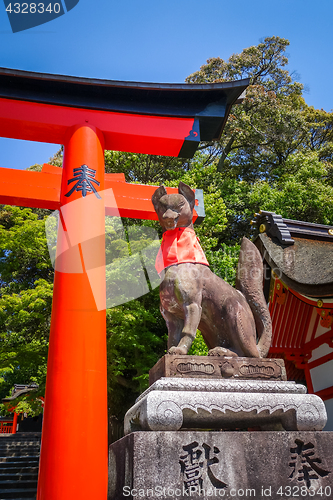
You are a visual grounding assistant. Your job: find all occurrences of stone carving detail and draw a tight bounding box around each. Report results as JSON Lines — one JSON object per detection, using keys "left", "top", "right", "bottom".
{"left": 220, "top": 358, "right": 283, "bottom": 379}
{"left": 296, "top": 403, "right": 322, "bottom": 431}
{"left": 137, "top": 378, "right": 306, "bottom": 403}
{"left": 149, "top": 355, "right": 287, "bottom": 384}
{"left": 177, "top": 362, "right": 215, "bottom": 375}
{"left": 108, "top": 431, "right": 333, "bottom": 500}
{"left": 239, "top": 364, "right": 275, "bottom": 377}
{"left": 124, "top": 378, "right": 327, "bottom": 434}
{"left": 156, "top": 401, "right": 183, "bottom": 429}
{"left": 180, "top": 441, "right": 227, "bottom": 492}
{"left": 289, "top": 439, "right": 331, "bottom": 488}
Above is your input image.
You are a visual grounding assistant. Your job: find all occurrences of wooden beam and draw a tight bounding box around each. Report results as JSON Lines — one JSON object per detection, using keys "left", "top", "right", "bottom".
{"left": 0, "top": 165, "right": 203, "bottom": 222}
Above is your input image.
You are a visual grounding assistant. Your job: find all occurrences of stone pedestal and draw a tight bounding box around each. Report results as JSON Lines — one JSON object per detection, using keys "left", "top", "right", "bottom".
{"left": 124, "top": 378, "right": 327, "bottom": 433}
{"left": 108, "top": 431, "right": 333, "bottom": 500}
{"left": 115, "top": 357, "right": 329, "bottom": 499}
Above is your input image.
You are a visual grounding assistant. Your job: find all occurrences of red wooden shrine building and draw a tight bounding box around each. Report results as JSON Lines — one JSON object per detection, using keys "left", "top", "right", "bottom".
{"left": 1, "top": 384, "right": 42, "bottom": 434}
{"left": 253, "top": 211, "right": 333, "bottom": 430}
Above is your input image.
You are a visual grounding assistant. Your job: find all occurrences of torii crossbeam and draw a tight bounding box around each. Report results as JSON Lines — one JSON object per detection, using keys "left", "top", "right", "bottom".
{"left": 0, "top": 67, "right": 248, "bottom": 500}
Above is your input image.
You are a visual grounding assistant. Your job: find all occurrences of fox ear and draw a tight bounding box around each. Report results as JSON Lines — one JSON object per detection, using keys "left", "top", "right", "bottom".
{"left": 152, "top": 184, "right": 167, "bottom": 210}
{"left": 178, "top": 182, "right": 195, "bottom": 209}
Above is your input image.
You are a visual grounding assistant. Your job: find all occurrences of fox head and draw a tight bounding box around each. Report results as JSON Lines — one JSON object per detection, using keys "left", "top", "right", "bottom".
{"left": 152, "top": 182, "right": 196, "bottom": 231}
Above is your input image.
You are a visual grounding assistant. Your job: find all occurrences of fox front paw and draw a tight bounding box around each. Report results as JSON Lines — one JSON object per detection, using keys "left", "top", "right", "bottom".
{"left": 168, "top": 346, "right": 188, "bottom": 355}
{"left": 208, "top": 347, "right": 238, "bottom": 357}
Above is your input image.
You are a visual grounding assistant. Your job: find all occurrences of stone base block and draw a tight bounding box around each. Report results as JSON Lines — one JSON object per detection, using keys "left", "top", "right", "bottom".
{"left": 108, "top": 431, "right": 333, "bottom": 500}
{"left": 149, "top": 355, "right": 287, "bottom": 385}
{"left": 124, "top": 378, "right": 327, "bottom": 433}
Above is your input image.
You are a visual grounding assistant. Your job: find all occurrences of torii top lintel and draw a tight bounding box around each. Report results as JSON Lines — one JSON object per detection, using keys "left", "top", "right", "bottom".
{"left": 0, "top": 67, "right": 249, "bottom": 158}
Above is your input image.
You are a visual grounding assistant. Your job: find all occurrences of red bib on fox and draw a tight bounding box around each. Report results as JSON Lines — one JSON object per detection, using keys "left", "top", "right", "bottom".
{"left": 155, "top": 227, "right": 209, "bottom": 274}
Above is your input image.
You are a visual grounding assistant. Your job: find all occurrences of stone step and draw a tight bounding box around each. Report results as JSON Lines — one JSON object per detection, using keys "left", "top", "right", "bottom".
{"left": 0, "top": 449, "right": 40, "bottom": 458}
{"left": 0, "top": 446, "right": 40, "bottom": 450}
{"left": 0, "top": 457, "right": 39, "bottom": 464}
{"left": 0, "top": 488, "right": 37, "bottom": 498}
{"left": 0, "top": 438, "right": 40, "bottom": 443}
{"left": 0, "top": 439, "right": 40, "bottom": 448}
{"left": 0, "top": 444, "right": 40, "bottom": 450}
{"left": 0, "top": 437, "right": 40, "bottom": 439}
{"left": 0, "top": 444, "right": 39, "bottom": 448}
{"left": 0, "top": 433, "right": 41, "bottom": 437}
{"left": 0, "top": 466, "right": 39, "bottom": 474}
{"left": 0, "top": 479, "right": 37, "bottom": 489}
{"left": 0, "top": 442, "right": 40, "bottom": 446}
{"left": 0, "top": 473, "right": 38, "bottom": 481}
{"left": 0, "top": 434, "right": 40, "bottom": 499}
{"left": 0, "top": 439, "right": 40, "bottom": 450}
{"left": 0, "top": 462, "right": 38, "bottom": 467}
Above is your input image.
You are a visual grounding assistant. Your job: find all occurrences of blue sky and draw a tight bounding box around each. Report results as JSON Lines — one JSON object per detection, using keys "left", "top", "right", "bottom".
{"left": 0, "top": 0, "right": 332, "bottom": 169}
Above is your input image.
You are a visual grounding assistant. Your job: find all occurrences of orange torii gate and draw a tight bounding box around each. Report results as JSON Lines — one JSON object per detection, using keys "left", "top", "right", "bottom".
{"left": 0, "top": 67, "right": 248, "bottom": 500}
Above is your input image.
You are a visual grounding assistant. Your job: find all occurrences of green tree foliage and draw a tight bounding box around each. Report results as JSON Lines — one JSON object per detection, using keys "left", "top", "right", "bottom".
{"left": 104, "top": 150, "right": 187, "bottom": 184}
{"left": 248, "top": 151, "right": 333, "bottom": 224}
{"left": 103, "top": 215, "right": 168, "bottom": 417}
{"left": 0, "top": 207, "right": 53, "bottom": 413}
{"left": 106, "top": 291, "right": 166, "bottom": 419}
{"left": 304, "top": 107, "right": 333, "bottom": 164}
{"left": 182, "top": 36, "right": 333, "bottom": 244}
{"left": 0, "top": 207, "right": 53, "bottom": 292}
{"left": 186, "top": 36, "right": 308, "bottom": 176}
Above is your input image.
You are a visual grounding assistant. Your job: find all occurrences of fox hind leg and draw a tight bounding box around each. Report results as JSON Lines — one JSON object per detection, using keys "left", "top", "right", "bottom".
{"left": 233, "top": 307, "right": 260, "bottom": 358}
{"left": 212, "top": 299, "right": 260, "bottom": 358}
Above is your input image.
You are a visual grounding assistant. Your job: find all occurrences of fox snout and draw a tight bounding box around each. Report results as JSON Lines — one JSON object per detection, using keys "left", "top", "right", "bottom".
{"left": 163, "top": 208, "right": 179, "bottom": 220}
{"left": 162, "top": 208, "right": 179, "bottom": 229}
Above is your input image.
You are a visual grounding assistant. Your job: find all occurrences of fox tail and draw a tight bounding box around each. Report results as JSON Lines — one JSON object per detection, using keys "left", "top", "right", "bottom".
{"left": 235, "top": 237, "right": 272, "bottom": 358}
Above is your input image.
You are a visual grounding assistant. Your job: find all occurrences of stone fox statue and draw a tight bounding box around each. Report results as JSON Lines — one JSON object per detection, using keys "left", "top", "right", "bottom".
{"left": 152, "top": 182, "right": 272, "bottom": 358}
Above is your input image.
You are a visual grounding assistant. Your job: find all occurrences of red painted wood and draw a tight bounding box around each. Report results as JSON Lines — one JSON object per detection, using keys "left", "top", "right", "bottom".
{"left": 289, "top": 288, "right": 333, "bottom": 309}
{"left": 0, "top": 167, "right": 61, "bottom": 210}
{"left": 315, "top": 385, "right": 333, "bottom": 401}
{"left": 304, "top": 364, "right": 314, "bottom": 393}
{"left": 0, "top": 422, "right": 13, "bottom": 434}
{"left": 309, "top": 312, "right": 321, "bottom": 345}
{"left": 0, "top": 97, "right": 194, "bottom": 156}
{"left": 305, "top": 328, "right": 333, "bottom": 351}
{"left": 42, "top": 164, "right": 126, "bottom": 183}
{"left": 11, "top": 412, "right": 18, "bottom": 434}
{"left": 0, "top": 166, "right": 203, "bottom": 222}
{"left": 291, "top": 301, "right": 308, "bottom": 350}
{"left": 308, "top": 351, "right": 333, "bottom": 370}
{"left": 296, "top": 304, "right": 313, "bottom": 349}
{"left": 269, "top": 347, "right": 304, "bottom": 354}
{"left": 282, "top": 294, "right": 298, "bottom": 349}
{"left": 270, "top": 293, "right": 285, "bottom": 348}
{"left": 278, "top": 292, "right": 293, "bottom": 348}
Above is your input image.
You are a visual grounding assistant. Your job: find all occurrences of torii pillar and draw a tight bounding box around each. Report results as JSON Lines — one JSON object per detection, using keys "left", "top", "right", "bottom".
{"left": 38, "top": 125, "right": 108, "bottom": 500}
{"left": 0, "top": 67, "right": 248, "bottom": 500}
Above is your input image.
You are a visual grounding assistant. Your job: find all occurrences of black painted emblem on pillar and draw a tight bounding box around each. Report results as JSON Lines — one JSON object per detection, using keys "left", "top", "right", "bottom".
{"left": 65, "top": 165, "right": 101, "bottom": 199}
